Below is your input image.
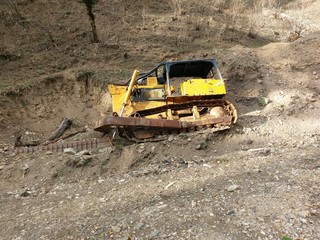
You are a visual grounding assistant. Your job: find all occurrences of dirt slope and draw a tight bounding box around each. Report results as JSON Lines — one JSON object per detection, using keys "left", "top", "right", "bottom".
{"left": 0, "top": 0, "right": 320, "bottom": 239}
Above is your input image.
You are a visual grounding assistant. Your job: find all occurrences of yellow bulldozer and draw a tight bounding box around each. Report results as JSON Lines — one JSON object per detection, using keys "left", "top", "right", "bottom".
{"left": 95, "top": 59, "right": 237, "bottom": 139}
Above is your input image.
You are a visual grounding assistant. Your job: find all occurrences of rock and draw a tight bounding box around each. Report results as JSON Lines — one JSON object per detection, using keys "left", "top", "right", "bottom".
{"left": 98, "top": 147, "right": 113, "bottom": 154}
{"left": 21, "top": 163, "right": 29, "bottom": 177}
{"left": 138, "top": 144, "right": 145, "bottom": 153}
{"left": 139, "top": 143, "right": 145, "bottom": 148}
{"left": 157, "top": 204, "right": 168, "bottom": 209}
{"left": 149, "top": 229, "right": 160, "bottom": 239}
{"left": 196, "top": 142, "right": 207, "bottom": 150}
{"left": 196, "top": 144, "right": 202, "bottom": 150}
{"left": 78, "top": 156, "right": 92, "bottom": 167}
{"left": 164, "top": 182, "right": 175, "bottom": 190}
{"left": 20, "top": 187, "right": 37, "bottom": 197}
{"left": 111, "top": 225, "right": 122, "bottom": 233}
{"left": 66, "top": 155, "right": 92, "bottom": 167}
{"left": 82, "top": 155, "right": 93, "bottom": 161}
{"left": 20, "top": 189, "right": 31, "bottom": 197}
{"left": 118, "top": 238, "right": 129, "bottom": 240}
{"left": 76, "top": 150, "right": 91, "bottom": 156}
{"left": 202, "top": 163, "right": 211, "bottom": 168}
{"left": 134, "top": 222, "right": 144, "bottom": 230}
{"left": 247, "top": 148, "right": 271, "bottom": 155}
{"left": 45, "top": 151, "right": 53, "bottom": 155}
{"left": 21, "top": 163, "right": 29, "bottom": 171}
{"left": 227, "top": 210, "right": 235, "bottom": 215}
{"left": 138, "top": 148, "right": 145, "bottom": 153}
{"left": 227, "top": 184, "right": 239, "bottom": 192}
{"left": 310, "top": 209, "right": 317, "bottom": 215}
{"left": 187, "top": 138, "right": 192, "bottom": 142}
{"left": 300, "top": 218, "right": 307, "bottom": 223}
{"left": 64, "top": 148, "right": 76, "bottom": 155}
{"left": 168, "top": 135, "right": 174, "bottom": 142}
{"left": 313, "top": 71, "right": 317, "bottom": 75}
{"left": 257, "top": 217, "right": 264, "bottom": 222}
{"left": 191, "top": 200, "right": 197, "bottom": 208}
{"left": 285, "top": 212, "right": 295, "bottom": 220}
{"left": 297, "top": 210, "right": 309, "bottom": 218}
{"left": 98, "top": 178, "right": 105, "bottom": 183}
{"left": 0, "top": 165, "right": 5, "bottom": 170}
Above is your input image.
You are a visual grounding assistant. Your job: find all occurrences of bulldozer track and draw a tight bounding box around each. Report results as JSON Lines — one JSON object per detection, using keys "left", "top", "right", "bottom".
{"left": 119, "top": 122, "right": 231, "bottom": 141}
{"left": 3, "top": 138, "right": 112, "bottom": 155}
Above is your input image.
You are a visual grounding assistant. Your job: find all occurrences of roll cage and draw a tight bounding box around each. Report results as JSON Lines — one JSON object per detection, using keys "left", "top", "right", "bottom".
{"left": 134, "top": 59, "right": 223, "bottom": 96}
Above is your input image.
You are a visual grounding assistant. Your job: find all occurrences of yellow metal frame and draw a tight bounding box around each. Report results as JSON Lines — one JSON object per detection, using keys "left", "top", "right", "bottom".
{"left": 108, "top": 71, "right": 228, "bottom": 119}
{"left": 180, "top": 79, "right": 226, "bottom": 96}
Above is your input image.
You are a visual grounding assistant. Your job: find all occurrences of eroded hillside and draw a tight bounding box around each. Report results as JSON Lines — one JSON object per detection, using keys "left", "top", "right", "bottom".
{"left": 0, "top": 0, "right": 319, "bottom": 239}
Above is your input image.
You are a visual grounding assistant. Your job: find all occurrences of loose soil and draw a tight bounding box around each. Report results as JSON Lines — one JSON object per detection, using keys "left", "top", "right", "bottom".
{"left": 0, "top": 1, "right": 319, "bottom": 239}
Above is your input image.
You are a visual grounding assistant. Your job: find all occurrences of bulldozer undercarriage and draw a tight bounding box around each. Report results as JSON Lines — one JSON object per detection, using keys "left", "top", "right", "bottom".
{"left": 113, "top": 115, "right": 231, "bottom": 140}
{"left": 95, "top": 99, "right": 236, "bottom": 140}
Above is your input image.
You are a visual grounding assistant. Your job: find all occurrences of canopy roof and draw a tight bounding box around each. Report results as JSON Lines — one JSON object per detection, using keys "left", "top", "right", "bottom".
{"left": 137, "top": 59, "right": 219, "bottom": 82}
{"left": 165, "top": 59, "right": 218, "bottom": 78}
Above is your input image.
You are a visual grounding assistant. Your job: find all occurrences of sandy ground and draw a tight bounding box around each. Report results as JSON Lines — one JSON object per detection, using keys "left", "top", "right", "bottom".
{"left": 0, "top": 1, "right": 320, "bottom": 239}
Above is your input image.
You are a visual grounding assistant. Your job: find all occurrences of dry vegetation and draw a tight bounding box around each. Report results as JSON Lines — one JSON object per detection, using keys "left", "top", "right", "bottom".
{"left": 0, "top": 0, "right": 320, "bottom": 239}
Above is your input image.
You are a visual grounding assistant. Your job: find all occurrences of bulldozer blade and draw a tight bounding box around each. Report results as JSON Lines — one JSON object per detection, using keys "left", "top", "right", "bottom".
{"left": 95, "top": 115, "right": 233, "bottom": 133}
{"left": 95, "top": 116, "right": 181, "bottom": 132}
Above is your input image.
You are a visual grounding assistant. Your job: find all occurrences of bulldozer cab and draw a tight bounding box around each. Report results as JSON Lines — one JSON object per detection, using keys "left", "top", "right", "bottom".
{"left": 135, "top": 59, "right": 226, "bottom": 99}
